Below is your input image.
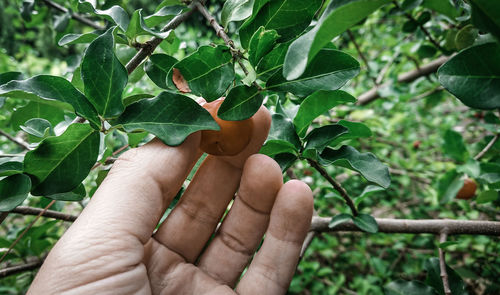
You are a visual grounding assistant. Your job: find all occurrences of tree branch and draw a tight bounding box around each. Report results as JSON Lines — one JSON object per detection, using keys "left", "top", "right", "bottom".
{"left": 474, "top": 133, "right": 499, "bottom": 160}
{"left": 307, "top": 159, "right": 358, "bottom": 216}
{"left": 0, "top": 130, "right": 30, "bottom": 150}
{"left": 11, "top": 206, "right": 78, "bottom": 222}
{"left": 347, "top": 30, "right": 377, "bottom": 85}
{"left": 438, "top": 231, "right": 452, "bottom": 295}
{"left": 194, "top": 2, "right": 263, "bottom": 91}
{"left": 41, "top": 0, "right": 105, "bottom": 30}
{"left": 357, "top": 56, "right": 449, "bottom": 105}
{"left": 125, "top": 2, "right": 200, "bottom": 75}
{"left": 0, "top": 259, "right": 43, "bottom": 278}
{"left": 311, "top": 216, "right": 500, "bottom": 236}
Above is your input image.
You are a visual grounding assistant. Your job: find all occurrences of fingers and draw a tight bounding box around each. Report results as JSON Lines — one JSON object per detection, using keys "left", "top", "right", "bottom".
{"left": 67, "top": 134, "right": 202, "bottom": 244}
{"left": 236, "top": 180, "right": 313, "bottom": 295}
{"left": 197, "top": 154, "right": 283, "bottom": 286}
{"left": 153, "top": 106, "right": 272, "bottom": 262}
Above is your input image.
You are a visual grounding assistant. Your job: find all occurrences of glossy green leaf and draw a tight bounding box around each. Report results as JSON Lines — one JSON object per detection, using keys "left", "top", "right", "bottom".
{"left": 330, "top": 120, "right": 373, "bottom": 146}
{"left": 422, "top": 0, "right": 457, "bottom": 19}
{"left": 352, "top": 213, "right": 378, "bottom": 233}
{"left": 266, "top": 113, "right": 301, "bottom": 150}
{"left": 260, "top": 140, "right": 298, "bottom": 156}
{"left": 239, "top": 0, "right": 322, "bottom": 48}
{"left": 144, "top": 5, "right": 185, "bottom": 27}
{"left": 384, "top": 280, "right": 438, "bottom": 295}
{"left": 455, "top": 24, "right": 478, "bottom": 50}
{"left": 437, "top": 169, "right": 463, "bottom": 203}
{"left": 470, "top": 0, "right": 500, "bottom": 40}
{"left": 10, "top": 101, "right": 66, "bottom": 131}
{"left": 256, "top": 41, "right": 290, "bottom": 79}
{"left": 126, "top": 9, "right": 172, "bottom": 39}
{"left": 320, "top": 145, "right": 391, "bottom": 188}
{"left": 0, "top": 160, "right": 23, "bottom": 177}
{"left": 221, "top": 0, "right": 254, "bottom": 27}
{"left": 303, "top": 125, "right": 349, "bottom": 158}
{"left": 268, "top": 49, "right": 360, "bottom": 97}
{"left": 81, "top": 27, "right": 127, "bottom": 118}
{"left": 328, "top": 213, "right": 352, "bottom": 229}
{"left": 46, "top": 183, "right": 86, "bottom": 201}
{"left": 0, "top": 72, "right": 23, "bottom": 85}
{"left": 425, "top": 258, "right": 468, "bottom": 295}
{"left": 476, "top": 190, "right": 499, "bottom": 204}
{"left": 248, "top": 27, "right": 279, "bottom": 66}
{"left": 218, "top": 85, "right": 263, "bottom": 120}
{"left": 0, "top": 174, "right": 31, "bottom": 211}
{"left": 123, "top": 93, "right": 155, "bottom": 107}
{"left": 442, "top": 129, "right": 468, "bottom": 162}
{"left": 78, "top": 1, "right": 130, "bottom": 32}
{"left": 168, "top": 45, "right": 234, "bottom": 101}
{"left": 144, "top": 54, "right": 178, "bottom": 89}
{"left": 20, "top": 118, "right": 52, "bottom": 138}
{"left": 294, "top": 90, "right": 356, "bottom": 137}
{"left": 283, "top": 0, "right": 389, "bottom": 80}
{"left": 272, "top": 153, "right": 297, "bottom": 172}
{"left": 0, "top": 75, "right": 100, "bottom": 128}
{"left": 438, "top": 43, "right": 500, "bottom": 110}
{"left": 58, "top": 32, "right": 99, "bottom": 46}
{"left": 354, "top": 185, "right": 385, "bottom": 207}
{"left": 114, "top": 91, "right": 219, "bottom": 146}
{"left": 24, "top": 123, "right": 100, "bottom": 196}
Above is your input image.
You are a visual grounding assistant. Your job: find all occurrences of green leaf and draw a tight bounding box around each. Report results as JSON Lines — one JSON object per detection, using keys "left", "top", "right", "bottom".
{"left": 144, "top": 54, "right": 178, "bottom": 89}
{"left": 354, "top": 185, "right": 385, "bottom": 207}
{"left": 239, "top": 0, "right": 322, "bottom": 48}
{"left": 218, "top": 85, "right": 263, "bottom": 120}
{"left": 384, "top": 280, "right": 438, "bottom": 295}
{"left": 221, "top": 0, "right": 254, "bottom": 27}
{"left": 303, "top": 125, "right": 349, "bottom": 158}
{"left": 442, "top": 129, "right": 468, "bottom": 162}
{"left": 328, "top": 213, "right": 352, "bottom": 229}
{"left": 422, "top": 0, "right": 457, "bottom": 19}
{"left": 437, "top": 170, "right": 463, "bottom": 203}
{"left": 82, "top": 27, "right": 127, "bottom": 118}
{"left": 0, "top": 174, "right": 31, "bottom": 212}
{"left": 248, "top": 27, "right": 279, "bottom": 66}
{"left": 294, "top": 90, "right": 356, "bottom": 137}
{"left": 10, "top": 101, "right": 65, "bottom": 131}
{"left": 144, "top": 5, "right": 185, "bottom": 27}
{"left": 268, "top": 48, "right": 360, "bottom": 97}
{"left": 424, "top": 257, "right": 468, "bottom": 295}
{"left": 330, "top": 120, "right": 373, "bottom": 146}
{"left": 168, "top": 45, "right": 234, "bottom": 101}
{"left": 352, "top": 213, "right": 378, "bottom": 233}
{"left": 256, "top": 41, "right": 290, "bottom": 79}
{"left": 114, "top": 91, "right": 219, "bottom": 146}
{"left": 455, "top": 24, "right": 478, "bottom": 51}
{"left": 320, "top": 145, "right": 391, "bottom": 188}
{"left": 46, "top": 183, "right": 86, "bottom": 201}
{"left": 20, "top": 118, "right": 52, "bottom": 138}
{"left": 24, "top": 123, "right": 100, "bottom": 196}
{"left": 0, "top": 161, "right": 23, "bottom": 177}
{"left": 58, "top": 32, "right": 99, "bottom": 46}
{"left": 438, "top": 43, "right": 500, "bottom": 110}
{"left": 123, "top": 93, "right": 155, "bottom": 107}
{"left": 0, "top": 72, "right": 24, "bottom": 85}
{"left": 0, "top": 75, "right": 100, "bottom": 128}
{"left": 470, "top": 0, "right": 500, "bottom": 40}
{"left": 126, "top": 9, "right": 172, "bottom": 39}
{"left": 260, "top": 140, "right": 298, "bottom": 156}
{"left": 266, "top": 113, "right": 301, "bottom": 150}
{"left": 476, "top": 190, "right": 499, "bottom": 204}
{"left": 272, "top": 153, "right": 297, "bottom": 172}
{"left": 283, "top": 0, "right": 389, "bottom": 80}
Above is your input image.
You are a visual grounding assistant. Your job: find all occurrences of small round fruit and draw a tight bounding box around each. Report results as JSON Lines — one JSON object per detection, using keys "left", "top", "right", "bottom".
{"left": 200, "top": 99, "right": 253, "bottom": 156}
{"left": 456, "top": 178, "right": 477, "bottom": 200}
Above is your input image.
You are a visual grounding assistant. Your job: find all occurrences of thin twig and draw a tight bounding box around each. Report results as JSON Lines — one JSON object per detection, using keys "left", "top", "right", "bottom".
{"left": 11, "top": 206, "right": 78, "bottom": 222}
{"left": 347, "top": 30, "right": 377, "bottom": 85}
{"left": 0, "top": 200, "right": 56, "bottom": 264}
{"left": 41, "top": 0, "right": 105, "bottom": 30}
{"left": 307, "top": 159, "right": 358, "bottom": 216}
{"left": 92, "top": 144, "right": 129, "bottom": 170}
{"left": 438, "top": 231, "right": 452, "bottom": 295}
{"left": 194, "top": 2, "right": 263, "bottom": 91}
{"left": 0, "top": 259, "right": 44, "bottom": 278}
{"left": 474, "top": 134, "right": 499, "bottom": 160}
{"left": 311, "top": 216, "right": 500, "bottom": 236}
{"left": 125, "top": 1, "right": 200, "bottom": 74}
{"left": 0, "top": 130, "right": 30, "bottom": 150}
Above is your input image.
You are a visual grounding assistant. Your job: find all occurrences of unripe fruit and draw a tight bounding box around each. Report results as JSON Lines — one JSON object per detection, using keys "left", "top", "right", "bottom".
{"left": 200, "top": 99, "right": 253, "bottom": 156}
{"left": 456, "top": 178, "right": 477, "bottom": 200}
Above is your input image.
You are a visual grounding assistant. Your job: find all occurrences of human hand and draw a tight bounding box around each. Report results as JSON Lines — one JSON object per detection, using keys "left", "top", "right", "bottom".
{"left": 27, "top": 106, "right": 313, "bottom": 295}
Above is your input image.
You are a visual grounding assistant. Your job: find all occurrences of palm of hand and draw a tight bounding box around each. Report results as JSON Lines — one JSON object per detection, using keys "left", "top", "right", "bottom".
{"left": 28, "top": 108, "right": 312, "bottom": 295}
